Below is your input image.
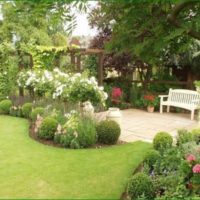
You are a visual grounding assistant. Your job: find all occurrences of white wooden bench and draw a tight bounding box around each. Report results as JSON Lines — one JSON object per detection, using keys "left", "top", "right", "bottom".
{"left": 159, "top": 89, "right": 200, "bottom": 120}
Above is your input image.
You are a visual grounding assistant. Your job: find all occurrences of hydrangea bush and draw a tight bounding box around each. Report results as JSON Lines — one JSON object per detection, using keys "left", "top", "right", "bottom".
{"left": 17, "top": 68, "right": 108, "bottom": 105}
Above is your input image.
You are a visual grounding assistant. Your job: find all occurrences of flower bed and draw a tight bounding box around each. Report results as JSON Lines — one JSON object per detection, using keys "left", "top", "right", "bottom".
{"left": 124, "top": 129, "right": 200, "bottom": 200}
{"left": 0, "top": 96, "right": 123, "bottom": 149}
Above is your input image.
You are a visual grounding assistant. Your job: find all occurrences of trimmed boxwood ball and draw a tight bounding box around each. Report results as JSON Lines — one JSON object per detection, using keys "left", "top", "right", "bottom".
{"left": 128, "top": 172, "right": 155, "bottom": 200}
{"left": 22, "top": 103, "right": 33, "bottom": 118}
{"left": 96, "top": 120, "right": 121, "bottom": 145}
{"left": 144, "top": 149, "right": 161, "bottom": 167}
{"left": 153, "top": 131, "right": 173, "bottom": 152}
{"left": 38, "top": 117, "right": 58, "bottom": 139}
{"left": 0, "top": 99, "right": 12, "bottom": 114}
{"left": 30, "top": 107, "right": 45, "bottom": 121}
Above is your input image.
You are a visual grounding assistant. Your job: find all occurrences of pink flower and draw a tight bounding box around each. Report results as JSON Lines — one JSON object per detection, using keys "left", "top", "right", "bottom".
{"left": 112, "top": 87, "right": 122, "bottom": 99}
{"left": 186, "top": 154, "right": 196, "bottom": 162}
{"left": 193, "top": 164, "right": 200, "bottom": 173}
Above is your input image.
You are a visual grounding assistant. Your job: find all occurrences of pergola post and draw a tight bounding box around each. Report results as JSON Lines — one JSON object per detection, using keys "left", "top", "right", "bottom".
{"left": 70, "top": 52, "right": 76, "bottom": 67}
{"left": 77, "top": 55, "right": 81, "bottom": 72}
{"left": 98, "top": 53, "right": 104, "bottom": 86}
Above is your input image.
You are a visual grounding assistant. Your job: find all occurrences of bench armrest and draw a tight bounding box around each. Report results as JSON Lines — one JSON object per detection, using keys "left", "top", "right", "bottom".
{"left": 159, "top": 95, "right": 168, "bottom": 98}
{"left": 159, "top": 95, "right": 168, "bottom": 103}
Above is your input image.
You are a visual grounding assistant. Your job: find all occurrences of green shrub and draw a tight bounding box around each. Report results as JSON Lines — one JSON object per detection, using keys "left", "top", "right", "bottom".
{"left": 21, "top": 103, "right": 33, "bottom": 118}
{"left": 0, "top": 99, "right": 12, "bottom": 114}
{"left": 153, "top": 132, "right": 173, "bottom": 152}
{"left": 128, "top": 172, "right": 155, "bottom": 200}
{"left": 70, "top": 138, "right": 80, "bottom": 149}
{"left": 54, "top": 134, "right": 61, "bottom": 144}
{"left": 77, "top": 117, "right": 97, "bottom": 148}
{"left": 191, "top": 128, "right": 200, "bottom": 144}
{"left": 176, "top": 129, "right": 193, "bottom": 146}
{"left": 60, "top": 133, "right": 75, "bottom": 148}
{"left": 30, "top": 107, "right": 45, "bottom": 121}
{"left": 38, "top": 117, "right": 58, "bottom": 139}
{"left": 96, "top": 120, "right": 121, "bottom": 145}
{"left": 144, "top": 150, "right": 161, "bottom": 167}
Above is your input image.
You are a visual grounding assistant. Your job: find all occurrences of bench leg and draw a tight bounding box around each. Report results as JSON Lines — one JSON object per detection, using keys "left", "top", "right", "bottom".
{"left": 167, "top": 106, "right": 170, "bottom": 113}
{"left": 160, "top": 104, "right": 163, "bottom": 114}
{"left": 191, "top": 110, "right": 195, "bottom": 120}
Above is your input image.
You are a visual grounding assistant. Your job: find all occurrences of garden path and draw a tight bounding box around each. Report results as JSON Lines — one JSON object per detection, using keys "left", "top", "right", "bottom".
{"left": 96, "top": 109, "right": 199, "bottom": 143}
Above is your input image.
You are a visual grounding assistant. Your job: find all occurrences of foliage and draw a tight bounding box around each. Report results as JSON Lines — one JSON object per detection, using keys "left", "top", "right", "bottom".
{"left": 0, "top": 99, "right": 12, "bottom": 114}
{"left": 77, "top": 117, "right": 97, "bottom": 148}
{"left": 191, "top": 129, "right": 200, "bottom": 144}
{"left": 128, "top": 172, "right": 155, "bottom": 200}
{"left": 38, "top": 117, "right": 58, "bottom": 139}
{"left": 176, "top": 129, "right": 193, "bottom": 146}
{"left": 83, "top": 55, "right": 98, "bottom": 78}
{"left": 96, "top": 120, "right": 121, "bottom": 145}
{"left": 30, "top": 107, "right": 45, "bottom": 121}
{"left": 153, "top": 132, "right": 173, "bottom": 153}
{"left": 21, "top": 103, "right": 33, "bottom": 118}
{"left": 93, "top": 1, "right": 200, "bottom": 67}
{"left": 144, "top": 150, "right": 161, "bottom": 168}
{"left": 63, "top": 110, "right": 80, "bottom": 131}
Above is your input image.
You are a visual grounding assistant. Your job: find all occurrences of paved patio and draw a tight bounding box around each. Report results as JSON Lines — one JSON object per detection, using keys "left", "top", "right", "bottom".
{"left": 96, "top": 109, "right": 200, "bottom": 143}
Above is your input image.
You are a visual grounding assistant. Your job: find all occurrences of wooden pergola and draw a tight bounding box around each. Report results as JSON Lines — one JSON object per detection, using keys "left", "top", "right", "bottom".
{"left": 69, "top": 48, "right": 104, "bottom": 85}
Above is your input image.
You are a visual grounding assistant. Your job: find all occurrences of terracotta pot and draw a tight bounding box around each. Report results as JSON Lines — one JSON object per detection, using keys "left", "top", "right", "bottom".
{"left": 147, "top": 106, "right": 154, "bottom": 113}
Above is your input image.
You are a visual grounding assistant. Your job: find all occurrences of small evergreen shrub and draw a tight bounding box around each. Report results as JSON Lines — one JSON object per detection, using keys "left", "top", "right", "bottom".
{"left": 30, "top": 107, "right": 45, "bottom": 121}
{"left": 38, "top": 117, "right": 58, "bottom": 139}
{"left": 176, "top": 129, "right": 193, "bottom": 145}
{"left": 128, "top": 172, "right": 155, "bottom": 200}
{"left": 0, "top": 99, "right": 12, "bottom": 114}
{"left": 144, "top": 149, "right": 161, "bottom": 167}
{"left": 191, "top": 128, "right": 200, "bottom": 144}
{"left": 96, "top": 120, "right": 121, "bottom": 145}
{"left": 21, "top": 103, "right": 33, "bottom": 118}
{"left": 153, "top": 132, "right": 173, "bottom": 152}
{"left": 77, "top": 117, "right": 97, "bottom": 148}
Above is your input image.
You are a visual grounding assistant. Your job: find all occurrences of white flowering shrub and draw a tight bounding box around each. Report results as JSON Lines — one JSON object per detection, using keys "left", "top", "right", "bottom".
{"left": 17, "top": 68, "right": 108, "bottom": 105}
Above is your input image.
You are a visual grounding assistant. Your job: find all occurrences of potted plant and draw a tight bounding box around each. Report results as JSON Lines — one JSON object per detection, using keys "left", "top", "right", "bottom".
{"left": 143, "top": 94, "right": 158, "bottom": 113}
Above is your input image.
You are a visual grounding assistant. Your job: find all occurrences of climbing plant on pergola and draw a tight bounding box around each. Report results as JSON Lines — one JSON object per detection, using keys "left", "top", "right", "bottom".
{"left": 21, "top": 46, "right": 104, "bottom": 85}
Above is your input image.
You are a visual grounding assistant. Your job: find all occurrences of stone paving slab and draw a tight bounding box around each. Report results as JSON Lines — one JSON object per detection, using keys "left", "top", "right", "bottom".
{"left": 96, "top": 109, "right": 199, "bottom": 143}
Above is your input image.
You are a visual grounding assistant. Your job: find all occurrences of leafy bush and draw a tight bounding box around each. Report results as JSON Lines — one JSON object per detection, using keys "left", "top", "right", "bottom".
{"left": 176, "top": 129, "right": 193, "bottom": 146}
{"left": 30, "top": 107, "right": 45, "bottom": 121}
{"left": 191, "top": 128, "right": 200, "bottom": 144}
{"left": 0, "top": 99, "right": 12, "bottom": 114}
{"left": 128, "top": 172, "right": 155, "bottom": 200}
{"left": 96, "top": 120, "right": 121, "bottom": 145}
{"left": 70, "top": 138, "right": 80, "bottom": 149}
{"left": 38, "top": 117, "right": 58, "bottom": 139}
{"left": 77, "top": 117, "right": 97, "bottom": 148}
{"left": 144, "top": 150, "right": 161, "bottom": 168}
{"left": 59, "top": 131, "right": 75, "bottom": 148}
{"left": 21, "top": 103, "right": 33, "bottom": 118}
{"left": 153, "top": 132, "right": 173, "bottom": 153}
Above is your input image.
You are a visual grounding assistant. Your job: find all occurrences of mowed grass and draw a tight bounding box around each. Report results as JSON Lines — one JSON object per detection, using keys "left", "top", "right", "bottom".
{"left": 0, "top": 115, "right": 151, "bottom": 199}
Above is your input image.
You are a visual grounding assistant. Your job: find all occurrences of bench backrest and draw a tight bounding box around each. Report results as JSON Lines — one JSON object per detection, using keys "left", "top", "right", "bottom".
{"left": 168, "top": 89, "right": 200, "bottom": 107}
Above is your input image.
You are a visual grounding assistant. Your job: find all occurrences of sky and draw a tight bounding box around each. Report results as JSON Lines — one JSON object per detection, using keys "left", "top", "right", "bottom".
{"left": 72, "top": 1, "right": 98, "bottom": 37}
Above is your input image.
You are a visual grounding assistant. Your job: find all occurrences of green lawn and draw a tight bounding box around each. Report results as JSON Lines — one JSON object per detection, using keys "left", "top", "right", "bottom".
{"left": 0, "top": 115, "right": 151, "bottom": 199}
